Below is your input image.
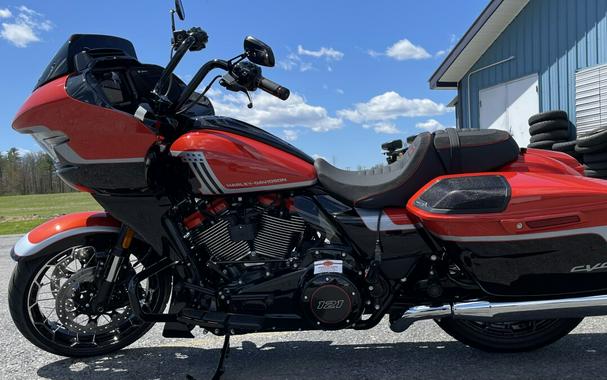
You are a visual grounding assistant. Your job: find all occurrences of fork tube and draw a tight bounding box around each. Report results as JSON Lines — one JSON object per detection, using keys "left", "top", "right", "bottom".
{"left": 92, "top": 225, "right": 135, "bottom": 311}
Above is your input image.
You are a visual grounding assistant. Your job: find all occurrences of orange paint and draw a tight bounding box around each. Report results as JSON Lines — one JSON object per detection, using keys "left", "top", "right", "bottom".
{"left": 28, "top": 212, "right": 120, "bottom": 244}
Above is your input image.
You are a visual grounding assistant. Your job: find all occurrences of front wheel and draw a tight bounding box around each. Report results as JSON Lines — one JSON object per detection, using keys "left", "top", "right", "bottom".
{"left": 435, "top": 317, "right": 582, "bottom": 353}
{"left": 8, "top": 236, "right": 171, "bottom": 357}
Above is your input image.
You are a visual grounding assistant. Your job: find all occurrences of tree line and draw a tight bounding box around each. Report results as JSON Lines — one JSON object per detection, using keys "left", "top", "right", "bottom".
{"left": 0, "top": 148, "right": 72, "bottom": 196}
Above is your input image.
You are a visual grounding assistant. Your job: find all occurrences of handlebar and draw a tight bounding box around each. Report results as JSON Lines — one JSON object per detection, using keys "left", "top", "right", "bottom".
{"left": 172, "top": 59, "right": 230, "bottom": 112}
{"left": 258, "top": 77, "right": 290, "bottom": 100}
{"left": 152, "top": 35, "right": 196, "bottom": 99}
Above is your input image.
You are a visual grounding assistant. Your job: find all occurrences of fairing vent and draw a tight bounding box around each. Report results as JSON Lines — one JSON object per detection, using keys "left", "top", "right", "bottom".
{"left": 414, "top": 175, "right": 510, "bottom": 214}
{"left": 187, "top": 208, "right": 306, "bottom": 263}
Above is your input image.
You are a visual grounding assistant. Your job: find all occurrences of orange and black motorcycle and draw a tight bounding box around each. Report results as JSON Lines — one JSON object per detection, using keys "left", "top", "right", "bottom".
{"left": 8, "top": 1, "right": 607, "bottom": 378}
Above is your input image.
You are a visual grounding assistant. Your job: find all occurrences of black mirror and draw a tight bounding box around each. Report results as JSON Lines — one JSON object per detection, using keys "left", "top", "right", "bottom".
{"left": 244, "top": 36, "right": 275, "bottom": 67}
{"left": 175, "top": 0, "right": 185, "bottom": 20}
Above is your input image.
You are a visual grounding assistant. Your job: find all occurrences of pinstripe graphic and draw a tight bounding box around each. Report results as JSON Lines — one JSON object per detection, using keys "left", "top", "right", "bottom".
{"left": 355, "top": 208, "right": 416, "bottom": 232}
{"left": 197, "top": 160, "right": 223, "bottom": 194}
{"left": 433, "top": 226, "right": 607, "bottom": 243}
{"left": 171, "top": 150, "right": 317, "bottom": 193}
{"left": 188, "top": 162, "right": 215, "bottom": 194}
{"left": 193, "top": 162, "right": 220, "bottom": 194}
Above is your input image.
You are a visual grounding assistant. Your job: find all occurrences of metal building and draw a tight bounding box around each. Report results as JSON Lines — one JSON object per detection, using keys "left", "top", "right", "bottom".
{"left": 430, "top": 0, "right": 607, "bottom": 146}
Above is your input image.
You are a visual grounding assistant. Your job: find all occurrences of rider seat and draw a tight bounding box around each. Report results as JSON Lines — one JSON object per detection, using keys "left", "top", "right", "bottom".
{"left": 314, "top": 128, "right": 519, "bottom": 208}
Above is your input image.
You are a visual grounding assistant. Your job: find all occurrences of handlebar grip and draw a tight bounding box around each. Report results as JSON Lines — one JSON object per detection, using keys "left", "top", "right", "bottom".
{"left": 258, "top": 77, "right": 290, "bottom": 100}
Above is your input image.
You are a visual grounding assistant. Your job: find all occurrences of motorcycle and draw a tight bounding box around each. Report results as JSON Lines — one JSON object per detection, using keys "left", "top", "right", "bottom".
{"left": 8, "top": 1, "right": 607, "bottom": 378}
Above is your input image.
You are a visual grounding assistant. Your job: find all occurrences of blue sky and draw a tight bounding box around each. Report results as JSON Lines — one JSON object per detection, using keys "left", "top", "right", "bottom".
{"left": 0, "top": 1, "right": 486, "bottom": 169}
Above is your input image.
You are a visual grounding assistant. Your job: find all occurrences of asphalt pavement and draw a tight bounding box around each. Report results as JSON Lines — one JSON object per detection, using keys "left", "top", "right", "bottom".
{"left": 2, "top": 234, "right": 607, "bottom": 379}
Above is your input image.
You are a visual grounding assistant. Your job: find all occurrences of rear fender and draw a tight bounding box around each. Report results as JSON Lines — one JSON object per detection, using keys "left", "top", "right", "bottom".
{"left": 11, "top": 212, "right": 121, "bottom": 261}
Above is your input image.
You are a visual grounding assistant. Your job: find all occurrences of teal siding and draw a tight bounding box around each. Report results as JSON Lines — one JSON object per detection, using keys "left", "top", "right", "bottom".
{"left": 460, "top": 0, "right": 607, "bottom": 130}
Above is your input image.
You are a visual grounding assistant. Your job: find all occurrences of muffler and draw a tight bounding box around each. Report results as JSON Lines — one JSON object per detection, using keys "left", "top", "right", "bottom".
{"left": 390, "top": 294, "right": 607, "bottom": 332}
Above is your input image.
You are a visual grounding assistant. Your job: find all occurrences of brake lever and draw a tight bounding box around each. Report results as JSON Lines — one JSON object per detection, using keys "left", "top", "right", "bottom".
{"left": 242, "top": 90, "right": 253, "bottom": 109}
{"left": 219, "top": 73, "right": 254, "bottom": 108}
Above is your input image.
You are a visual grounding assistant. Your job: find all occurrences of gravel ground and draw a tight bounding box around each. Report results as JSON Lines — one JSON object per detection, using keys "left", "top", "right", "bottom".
{"left": 2, "top": 234, "right": 607, "bottom": 379}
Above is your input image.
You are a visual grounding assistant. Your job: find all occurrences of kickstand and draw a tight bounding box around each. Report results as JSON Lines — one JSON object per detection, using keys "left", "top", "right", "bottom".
{"left": 212, "top": 332, "right": 231, "bottom": 380}
{"left": 185, "top": 330, "right": 231, "bottom": 380}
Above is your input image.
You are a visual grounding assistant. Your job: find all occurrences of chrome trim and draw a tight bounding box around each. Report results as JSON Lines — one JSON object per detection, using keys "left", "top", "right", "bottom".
{"left": 390, "top": 294, "right": 607, "bottom": 332}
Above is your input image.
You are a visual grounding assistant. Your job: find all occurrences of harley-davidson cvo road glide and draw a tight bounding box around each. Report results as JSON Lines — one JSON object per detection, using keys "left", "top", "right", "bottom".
{"left": 8, "top": 1, "right": 607, "bottom": 378}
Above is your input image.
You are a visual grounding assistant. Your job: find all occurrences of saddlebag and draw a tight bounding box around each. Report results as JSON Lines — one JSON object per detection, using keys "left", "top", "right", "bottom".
{"left": 407, "top": 171, "right": 607, "bottom": 297}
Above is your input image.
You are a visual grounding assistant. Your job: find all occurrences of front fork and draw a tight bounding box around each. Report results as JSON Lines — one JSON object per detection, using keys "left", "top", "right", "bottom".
{"left": 91, "top": 225, "right": 135, "bottom": 312}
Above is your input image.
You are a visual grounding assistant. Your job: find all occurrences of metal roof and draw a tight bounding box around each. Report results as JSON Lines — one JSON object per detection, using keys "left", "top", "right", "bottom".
{"left": 429, "top": 0, "right": 529, "bottom": 90}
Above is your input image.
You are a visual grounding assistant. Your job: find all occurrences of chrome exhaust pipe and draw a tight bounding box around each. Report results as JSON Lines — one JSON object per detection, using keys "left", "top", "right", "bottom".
{"left": 390, "top": 294, "right": 607, "bottom": 333}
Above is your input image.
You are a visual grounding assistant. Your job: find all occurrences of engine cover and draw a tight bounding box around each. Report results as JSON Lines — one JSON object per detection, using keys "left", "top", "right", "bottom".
{"left": 301, "top": 274, "right": 361, "bottom": 329}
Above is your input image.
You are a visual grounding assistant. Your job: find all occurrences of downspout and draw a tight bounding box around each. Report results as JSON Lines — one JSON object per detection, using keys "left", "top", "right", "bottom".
{"left": 466, "top": 56, "right": 516, "bottom": 129}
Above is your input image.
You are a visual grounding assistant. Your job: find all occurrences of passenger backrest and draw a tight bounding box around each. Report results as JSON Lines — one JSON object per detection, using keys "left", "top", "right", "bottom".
{"left": 433, "top": 128, "right": 520, "bottom": 174}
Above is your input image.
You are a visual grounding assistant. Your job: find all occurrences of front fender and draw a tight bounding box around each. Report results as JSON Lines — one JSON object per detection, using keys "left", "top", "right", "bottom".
{"left": 11, "top": 211, "right": 121, "bottom": 261}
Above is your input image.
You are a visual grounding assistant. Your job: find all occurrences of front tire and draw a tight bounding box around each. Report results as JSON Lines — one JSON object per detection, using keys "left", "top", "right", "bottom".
{"left": 435, "top": 317, "right": 582, "bottom": 353}
{"left": 8, "top": 238, "right": 171, "bottom": 357}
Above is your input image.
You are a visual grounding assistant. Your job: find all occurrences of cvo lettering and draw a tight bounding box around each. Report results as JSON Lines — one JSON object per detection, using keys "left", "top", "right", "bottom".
{"left": 571, "top": 261, "right": 607, "bottom": 273}
{"left": 316, "top": 300, "right": 344, "bottom": 310}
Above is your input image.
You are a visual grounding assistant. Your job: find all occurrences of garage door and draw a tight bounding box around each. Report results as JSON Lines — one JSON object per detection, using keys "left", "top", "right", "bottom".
{"left": 479, "top": 74, "right": 539, "bottom": 147}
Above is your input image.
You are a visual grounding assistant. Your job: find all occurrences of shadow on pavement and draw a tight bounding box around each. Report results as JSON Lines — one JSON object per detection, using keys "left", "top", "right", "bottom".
{"left": 37, "top": 334, "right": 607, "bottom": 380}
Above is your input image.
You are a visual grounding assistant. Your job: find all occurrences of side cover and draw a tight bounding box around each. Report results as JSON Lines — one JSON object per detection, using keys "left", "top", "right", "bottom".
{"left": 408, "top": 171, "right": 607, "bottom": 297}
{"left": 11, "top": 212, "right": 120, "bottom": 261}
{"left": 171, "top": 130, "right": 317, "bottom": 194}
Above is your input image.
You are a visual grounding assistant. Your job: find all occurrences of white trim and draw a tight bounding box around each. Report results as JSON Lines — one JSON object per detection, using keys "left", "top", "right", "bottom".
{"left": 355, "top": 208, "right": 416, "bottom": 232}
{"left": 434, "top": 226, "right": 607, "bottom": 243}
{"left": 13, "top": 226, "right": 121, "bottom": 258}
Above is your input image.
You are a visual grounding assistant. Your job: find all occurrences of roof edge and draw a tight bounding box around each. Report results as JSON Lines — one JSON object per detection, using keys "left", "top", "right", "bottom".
{"left": 429, "top": 0, "right": 505, "bottom": 89}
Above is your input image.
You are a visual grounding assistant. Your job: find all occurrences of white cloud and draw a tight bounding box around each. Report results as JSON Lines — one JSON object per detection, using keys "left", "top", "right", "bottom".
{"left": 336, "top": 88, "right": 344, "bottom": 95}
{"left": 0, "top": 6, "right": 53, "bottom": 48}
{"left": 415, "top": 119, "right": 453, "bottom": 132}
{"left": 278, "top": 53, "right": 315, "bottom": 72}
{"left": 386, "top": 39, "right": 431, "bottom": 60}
{"left": 367, "top": 49, "right": 382, "bottom": 58}
{"left": 337, "top": 91, "right": 449, "bottom": 124}
{"left": 297, "top": 45, "right": 344, "bottom": 61}
{"left": 436, "top": 34, "right": 459, "bottom": 58}
{"left": 1, "top": 22, "right": 38, "bottom": 47}
{"left": 363, "top": 122, "right": 401, "bottom": 134}
{"left": 283, "top": 129, "right": 299, "bottom": 141}
{"left": 209, "top": 91, "right": 342, "bottom": 132}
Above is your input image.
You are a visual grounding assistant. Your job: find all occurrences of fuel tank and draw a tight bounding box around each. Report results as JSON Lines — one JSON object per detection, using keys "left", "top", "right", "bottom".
{"left": 170, "top": 129, "right": 317, "bottom": 194}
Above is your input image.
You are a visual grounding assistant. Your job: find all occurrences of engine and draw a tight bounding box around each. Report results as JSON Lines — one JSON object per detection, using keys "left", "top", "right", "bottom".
{"left": 183, "top": 195, "right": 306, "bottom": 263}
{"left": 180, "top": 194, "right": 370, "bottom": 330}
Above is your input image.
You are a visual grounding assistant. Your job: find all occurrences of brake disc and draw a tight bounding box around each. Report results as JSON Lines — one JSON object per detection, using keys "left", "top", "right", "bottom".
{"left": 55, "top": 267, "right": 132, "bottom": 334}
{"left": 50, "top": 246, "right": 95, "bottom": 296}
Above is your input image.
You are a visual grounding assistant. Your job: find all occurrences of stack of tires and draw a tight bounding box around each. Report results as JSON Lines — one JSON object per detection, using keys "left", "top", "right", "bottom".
{"left": 575, "top": 128, "right": 607, "bottom": 179}
{"left": 527, "top": 111, "right": 572, "bottom": 152}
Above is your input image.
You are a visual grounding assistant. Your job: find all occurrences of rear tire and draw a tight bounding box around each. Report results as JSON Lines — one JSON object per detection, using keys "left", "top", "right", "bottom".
{"left": 435, "top": 318, "right": 582, "bottom": 353}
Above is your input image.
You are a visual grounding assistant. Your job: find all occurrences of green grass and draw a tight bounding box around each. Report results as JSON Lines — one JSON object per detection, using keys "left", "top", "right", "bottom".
{"left": 0, "top": 193, "right": 102, "bottom": 235}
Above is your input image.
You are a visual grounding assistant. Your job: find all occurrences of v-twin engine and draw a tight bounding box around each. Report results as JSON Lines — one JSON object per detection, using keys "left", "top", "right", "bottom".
{"left": 183, "top": 197, "right": 306, "bottom": 263}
